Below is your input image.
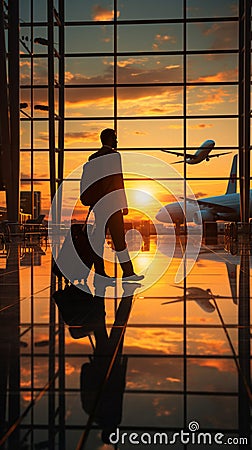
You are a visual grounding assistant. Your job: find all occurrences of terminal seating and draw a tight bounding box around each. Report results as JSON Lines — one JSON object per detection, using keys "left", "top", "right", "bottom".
{"left": 23, "top": 214, "right": 47, "bottom": 239}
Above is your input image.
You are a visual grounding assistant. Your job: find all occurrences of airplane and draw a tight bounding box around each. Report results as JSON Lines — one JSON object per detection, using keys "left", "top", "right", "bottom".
{"left": 162, "top": 286, "right": 217, "bottom": 313}
{"left": 161, "top": 139, "right": 231, "bottom": 165}
{"left": 158, "top": 241, "right": 239, "bottom": 306}
{"left": 155, "top": 154, "right": 247, "bottom": 225}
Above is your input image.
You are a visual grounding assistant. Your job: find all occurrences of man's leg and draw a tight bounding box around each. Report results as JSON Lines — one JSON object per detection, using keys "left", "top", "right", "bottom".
{"left": 92, "top": 211, "right": 108, "bottom": 276}
{"left": 106, "top": 211, "right": 134, "bottom": 277}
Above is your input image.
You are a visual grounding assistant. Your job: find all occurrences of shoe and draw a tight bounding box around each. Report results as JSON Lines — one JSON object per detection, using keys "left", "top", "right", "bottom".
{"left": 122, "top": 282, "right": 142, "bottom": 296}
{"left": 122, "top": 273, "right": 144, "bottom": 282}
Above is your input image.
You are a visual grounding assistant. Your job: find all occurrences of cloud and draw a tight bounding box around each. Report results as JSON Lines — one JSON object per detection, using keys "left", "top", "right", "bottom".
{"left": 134, "top": 131, "right": 147, "bottom": 136}
{"left": 167, "top": 124, "right": 182, "bottom": 130}
{"left": 193, "top": 69, "right": 238, "bottom": 83}
{"left": 201, "top": 22, "right": 238, "bottom": 50}
{"left": 158, "top": 193, "right": 180, "bottom": 203}
{"left": 92, "top": 5, "right": 120, "bottom": 21}
{"left": 187, "top": 86, "right": 237, "bottom": 114}
{"left": 65, "top": 59, "right": 181, "bottom": 86}
{"left": 189, "top": 123, "right": 214, "bottom": 129}
{"left": 194, "top": 192, "right": 207, "bottom": 198}
{"left": 38, "top": 130, "right": 98, "bottom": 144}
{"left": 165, "top": 64, "right": 180, "bottom": 70}
{"left": 116, "top": 57, "right": 149, "bottom": 68}
{"left": 21, "top": 169, "right": 31, "bottom": 178}
{"left": 152, "top": 33, "right": 177, "bottom": 50}
{"left": 20, "top": 60, "right": 31, "bottom": 68}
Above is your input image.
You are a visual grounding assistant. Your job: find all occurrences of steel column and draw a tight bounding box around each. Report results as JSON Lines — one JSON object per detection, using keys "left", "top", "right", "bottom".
{"left": 57, "top": 0, "right": 65, "bottom": 225}
{"left": 8, "top": 0, "right": 20, "bottom": 223}
{"left": 48, "top": 0, "right": 56, "bottom": 208}
{"left": 239, "top": 0, "right": 250, "bottom": 222}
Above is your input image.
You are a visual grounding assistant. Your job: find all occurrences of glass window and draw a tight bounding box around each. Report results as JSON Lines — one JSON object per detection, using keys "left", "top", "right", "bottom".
{"left": 64, "top": 151, "right": 93, "bottom": 178}
{"left": 187, "top": 85, "right": 238, "bottom": 116}
{"left": 118, "top": 0, "right": 183, "bottom": 20}
{"left": 187, "top": 22, "right": 238, "bottom": 51}
{"left": 33, "top": 152, "right": 50, "bottom": 179}
{"left": 33, "top": 27, "right": 48, "bottom": 55}
{"left": 64, "top": 121, "right": 114, "bottom": 149}
{"left": 34, "top": 121, "right": 49, "bottom": 149}
{"left": 187, "top": 0, "right": 238, "bottom": 18}
{"left": 186, "top": 118, "right": 238, "bottom": 147}
{"left": 33, "top": 89, "right": 49, "bottom": 117}
{"left": 32, "top": 182, "right": 50, "bottom": 217}
{"left": 65, "top": 0, "right": 114, "bottom": 22}
{"left": 117, "top": 86, "right": 183, "bottom": 117}
{"left": 20, "top": 0, "right": 30, "bottom": 22}
{"left": 117, "top": 55, "right": 183, "bottom": 84}
{"left": 20, "top": 151, "right": 31, "bottom": 180}
{"left": 186, "top": 151, "right": 238, "bottom": 180}
{"left": 65, "top": 57, "right": 114, "bottom": 84}
{"left": 20, "top": 88, "right": 31, "bottom": 117}
{"left": 65, "top": 87, "right": 114, "bottom": 117}
{"left": 20, "top": 27, "right": 32, "bottom": 56}
{"left": 20, "top": 58, "right": 31, "bottom": 85}
{"left": 65, "top": 26, "right": 113, "bottom": 53}
{"left": 187, "top": 54, "right": 238, "bottom": 83}
{"left": 20, "top": 121, "right": 31, "bottom": 149}
{"left": 118, "top": 24, "right": 183, "bottom": 53}
{"left": 33, "top": 58, "right": 48, "bottom": 85}
{"left": 34, "top": 0, "right": 47, "bottom": 22}
{"left": 118, "top": 119, "right": 183, "bottom": 148}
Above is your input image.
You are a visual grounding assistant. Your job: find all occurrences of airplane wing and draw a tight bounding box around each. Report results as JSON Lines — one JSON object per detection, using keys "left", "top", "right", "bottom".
{"left": 206, "top": 151, "right": 232, "bottom": 159}
{"left": 161, "top": 149, "right": 197, "bottom": 159}
{"left": 183, "top": 197, "right": 235, "bottom": 213}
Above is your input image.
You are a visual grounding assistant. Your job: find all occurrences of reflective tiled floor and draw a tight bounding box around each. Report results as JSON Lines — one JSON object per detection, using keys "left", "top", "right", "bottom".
{"left": 0, "top": 234, "right": 251, "bottom": 449}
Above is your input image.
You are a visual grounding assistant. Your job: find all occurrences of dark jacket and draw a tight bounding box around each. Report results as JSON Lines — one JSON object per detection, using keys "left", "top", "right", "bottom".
{"left": 81, "top": 146, "right": 127, "bottom": 208}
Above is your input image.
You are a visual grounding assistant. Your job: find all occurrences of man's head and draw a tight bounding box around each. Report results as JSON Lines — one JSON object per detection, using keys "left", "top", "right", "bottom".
{"left": 100, "top": 128, "right": 117, "bottom": 149}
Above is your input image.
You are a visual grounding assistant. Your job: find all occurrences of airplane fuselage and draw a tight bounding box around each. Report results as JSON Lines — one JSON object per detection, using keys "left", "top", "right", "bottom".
{"left": 156, "top": 191, "right": 252, "bottom": 225}
{"left": 187, "top": 148, "right": 212, "bottom": 164}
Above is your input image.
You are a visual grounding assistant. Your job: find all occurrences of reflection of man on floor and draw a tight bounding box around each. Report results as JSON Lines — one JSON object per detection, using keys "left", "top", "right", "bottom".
{"left": 84, "top": 128, "right": 144, "bottom": 281}
{"left": 80, "top": 281, "right": 140, "bottom": 444}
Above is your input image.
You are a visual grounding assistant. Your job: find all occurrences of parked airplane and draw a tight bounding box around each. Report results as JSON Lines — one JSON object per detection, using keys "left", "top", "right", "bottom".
{"left": 155, "top": 154, "right": 245, "bottom": 225}
{"left": 161, "top": 139, "right": 231, "bottom": 164}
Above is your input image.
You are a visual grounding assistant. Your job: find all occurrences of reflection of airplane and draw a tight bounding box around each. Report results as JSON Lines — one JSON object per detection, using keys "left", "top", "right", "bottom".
{"left": 161, "top": 140, "right": 230, "bottom": 165}
{"left": 162, "top": 287, "right": 216, "bottom": 312}
{"left": 156, "top": 155, "right": 243, "bottom": 225}
{"left": 159, "top": 241, "right": 239, "bottom": 305}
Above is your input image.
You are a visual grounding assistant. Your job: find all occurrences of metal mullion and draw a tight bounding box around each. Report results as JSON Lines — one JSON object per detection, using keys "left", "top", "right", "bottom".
{"left": 182, "top": 0, "right": 187, "bottom": 434}
{"left": 30, "top": 3, "right": 35, "bottom": 448}
{"left": 64, "top": 17, "right": 239, "bottom": 26}
{"left": 20, "top": 16, "right": 239, "bottom": 27}
{"left": 21, "top": 49, "right": 240, "bottom": 58}
{"left": 57, "top": 3, "right": 66, "bottom": 448}
{"left": 63, "top": 82, "right": 239, "bottom": 88}
{"left": 47, "top": 2, "right": 56, "bottom": 448}
{"left": 22, "top": 146, "right": 239, "bottom": 152}
{"left": 27, "top": 114, "right": 238, "bottom": 121}
{"left": 8, "top": 0, "right": 20, "bottom": 224}
{"left": 20, "top": 352, "right": 247, "bottom": 359}
{"left": 57, "top": 0, "right": 65, "bottom": 215}
{"left": 47, "top": 0, "right": 56, "bottom": 205}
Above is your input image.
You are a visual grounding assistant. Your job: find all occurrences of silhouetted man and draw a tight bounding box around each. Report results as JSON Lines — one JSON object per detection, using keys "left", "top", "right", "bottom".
{"left": 84, "top": 128, "right": 144, "bottom": 281}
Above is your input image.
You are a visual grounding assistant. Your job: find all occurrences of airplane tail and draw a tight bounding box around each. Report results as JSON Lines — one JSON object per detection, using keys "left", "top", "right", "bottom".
{"left": 225, "top": 154, "right": 237, "bottom": 195}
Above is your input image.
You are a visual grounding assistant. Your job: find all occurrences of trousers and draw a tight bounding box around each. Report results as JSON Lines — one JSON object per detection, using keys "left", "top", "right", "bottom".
{"left": 92, "top": 209, "right": 134, "bottom": 276}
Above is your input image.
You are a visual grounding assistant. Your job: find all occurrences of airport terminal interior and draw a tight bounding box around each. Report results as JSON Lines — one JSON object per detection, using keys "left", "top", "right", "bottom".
{"left": 0, "top": 1, "right": 251, "bottom": 449}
